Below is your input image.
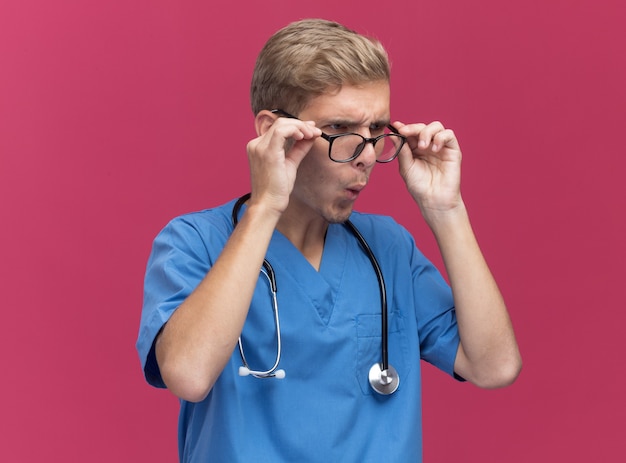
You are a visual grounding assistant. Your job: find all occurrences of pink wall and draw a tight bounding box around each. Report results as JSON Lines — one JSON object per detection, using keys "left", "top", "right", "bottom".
{"left": 1, "top": 0, "right": 625, "bottom": 461}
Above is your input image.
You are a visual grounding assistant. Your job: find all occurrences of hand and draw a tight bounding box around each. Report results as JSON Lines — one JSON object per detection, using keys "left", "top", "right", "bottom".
{"left": 246, "top": 113, "right": 321, "bottom": 214}
{"left": 394, "top": 121, "right": 463, "bottom": 216}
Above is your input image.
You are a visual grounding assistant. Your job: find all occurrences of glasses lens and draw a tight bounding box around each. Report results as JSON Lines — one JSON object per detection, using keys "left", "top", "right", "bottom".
{"left": 376, "top": 134, "right": 404, "bottom": 162}
{"left": 329, "top": 131, "right": 405, "bottom": 162}
{"left": 329, "top": 134, "right": 365, "bottom": 162}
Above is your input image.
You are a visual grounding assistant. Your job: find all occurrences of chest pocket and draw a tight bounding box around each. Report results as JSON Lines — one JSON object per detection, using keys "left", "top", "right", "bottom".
{"left": 355, "top": 310, "right": 410, "bottom": 395}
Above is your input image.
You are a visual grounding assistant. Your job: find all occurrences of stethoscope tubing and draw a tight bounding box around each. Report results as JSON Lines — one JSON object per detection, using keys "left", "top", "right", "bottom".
{"left": 343, "top": 220, "right": 389, "bottom": 372}
{"left": 237, "top": 264, "right": 283, "bottom": 378}
{"left": 231, "top": 193, "right": 397, "bottom": 393}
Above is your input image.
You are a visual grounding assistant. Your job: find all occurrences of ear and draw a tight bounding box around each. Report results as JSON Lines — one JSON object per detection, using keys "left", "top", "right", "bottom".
{"left": 254, "top": 110, "right": 279, "bottom": 136}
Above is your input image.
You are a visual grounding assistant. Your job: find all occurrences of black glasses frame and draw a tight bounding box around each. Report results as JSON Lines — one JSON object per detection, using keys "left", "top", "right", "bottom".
{"left": 271, "top": 109, "right": 407, "bottom": 163}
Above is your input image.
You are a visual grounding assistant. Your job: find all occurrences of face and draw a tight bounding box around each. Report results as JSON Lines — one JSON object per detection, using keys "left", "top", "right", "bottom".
{"left": 286, "top": 80, "right": 391, "bottom": 224}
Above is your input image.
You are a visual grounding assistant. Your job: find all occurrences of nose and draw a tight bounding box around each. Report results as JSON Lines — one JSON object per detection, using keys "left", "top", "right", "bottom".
{"left": 353, "top": 140, "right": 377, "bottom": 168}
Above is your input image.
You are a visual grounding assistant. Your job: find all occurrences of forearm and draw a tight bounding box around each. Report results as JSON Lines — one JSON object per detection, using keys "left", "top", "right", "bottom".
{"left": 426, "top": 201, "right": 521, "bottom": 388}
{"left": 156, "top": 202, "right": 281, "bottom": 401}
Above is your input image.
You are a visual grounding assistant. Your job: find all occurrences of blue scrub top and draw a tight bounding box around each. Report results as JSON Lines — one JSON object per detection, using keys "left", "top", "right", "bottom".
{"left": 137, "top": 198, "right": 460, "bottom": 462}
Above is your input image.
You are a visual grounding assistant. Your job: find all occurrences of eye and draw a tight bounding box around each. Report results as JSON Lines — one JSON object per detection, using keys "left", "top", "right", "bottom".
{"left": 327, "top": 123, "right": 349, "bottom": 133}
{"left": 370, "top": 124, "right": 385, "bottom": 136}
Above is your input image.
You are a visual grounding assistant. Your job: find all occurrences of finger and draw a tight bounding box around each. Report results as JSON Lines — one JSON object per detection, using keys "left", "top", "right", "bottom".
{"left": 250, "top": 121, "right": 320, "bottom": 164}
{"left": 395, "top": 121, "right": 457, "bottom": 153}
{"left": 431, "top": 128, "right": 459, "bottom": 152}
{"left": 270, "top": 120, "right": 321, "bottom": 151}
{"left": 415, "top": 121, "right": 445, "bottom": 151}
{"left": 392, "top": 121, "right": 426, "bottom": 152}
{"left": 277, "top": 122, "right": 321, "bottom": 168}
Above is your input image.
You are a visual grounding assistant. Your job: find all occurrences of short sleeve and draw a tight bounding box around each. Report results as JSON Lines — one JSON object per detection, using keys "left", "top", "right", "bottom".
{"left": 135, "top": 216, "right": 220, "bottom": 388}
{"left": 403, "top": 231, "right": 462, "bottom": 379}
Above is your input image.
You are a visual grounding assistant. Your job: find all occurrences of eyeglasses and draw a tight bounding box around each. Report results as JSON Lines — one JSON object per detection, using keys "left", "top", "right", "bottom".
{"left": 271, "top": 109, "right": 407, "bottom": 163}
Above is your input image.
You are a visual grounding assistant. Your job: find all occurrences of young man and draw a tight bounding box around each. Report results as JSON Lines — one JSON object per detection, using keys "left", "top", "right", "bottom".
{"left": 137, "top": 18, "right": 521, "bottom": 462}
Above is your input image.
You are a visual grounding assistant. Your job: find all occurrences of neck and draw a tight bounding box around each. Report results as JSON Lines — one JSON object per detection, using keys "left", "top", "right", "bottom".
{"left": 276, "top": 210, "right": 328, "bottom": 271}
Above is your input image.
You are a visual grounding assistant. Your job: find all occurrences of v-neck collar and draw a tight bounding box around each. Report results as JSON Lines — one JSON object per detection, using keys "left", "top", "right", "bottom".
{"left": 265, "top": 223, "right": 348, "bottom": 325}
{"left": 232, "top": 199, "right": 350, "bottom": 325}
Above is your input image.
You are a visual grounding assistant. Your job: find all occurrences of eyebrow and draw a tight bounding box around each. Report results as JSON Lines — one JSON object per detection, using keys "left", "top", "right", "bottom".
{"left": 322, "top": 117, "right": 391, "bottom": 129}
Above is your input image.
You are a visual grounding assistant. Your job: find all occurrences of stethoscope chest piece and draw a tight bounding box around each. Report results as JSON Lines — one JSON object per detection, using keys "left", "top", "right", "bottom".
{"left": 369, "top": 363, "right": 400, "bottom": 395}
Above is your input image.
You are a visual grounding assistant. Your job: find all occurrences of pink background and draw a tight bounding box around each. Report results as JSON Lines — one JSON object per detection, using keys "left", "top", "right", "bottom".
{"left": 1, "top": 0, "right": 625, "bottom": 461}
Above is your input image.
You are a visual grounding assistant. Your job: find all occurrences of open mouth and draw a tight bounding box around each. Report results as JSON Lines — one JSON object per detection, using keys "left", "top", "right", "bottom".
{"left": 345, "top": 184, "right": 365, "bottom": 200}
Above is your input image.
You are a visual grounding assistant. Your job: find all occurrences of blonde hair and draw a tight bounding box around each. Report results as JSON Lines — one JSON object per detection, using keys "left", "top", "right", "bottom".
{"left": 250, "top": 19, "right": 390, "bottom": 115}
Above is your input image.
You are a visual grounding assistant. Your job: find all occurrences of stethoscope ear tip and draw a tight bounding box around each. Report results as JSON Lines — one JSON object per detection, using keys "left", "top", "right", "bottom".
{"left": 239, "top": 365, "right": 286, "bottom": 379}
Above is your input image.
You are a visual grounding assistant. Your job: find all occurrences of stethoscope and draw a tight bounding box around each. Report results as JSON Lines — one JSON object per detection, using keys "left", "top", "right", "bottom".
{"left": 232, "top": 193, "right": 399, "bottom": 395}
